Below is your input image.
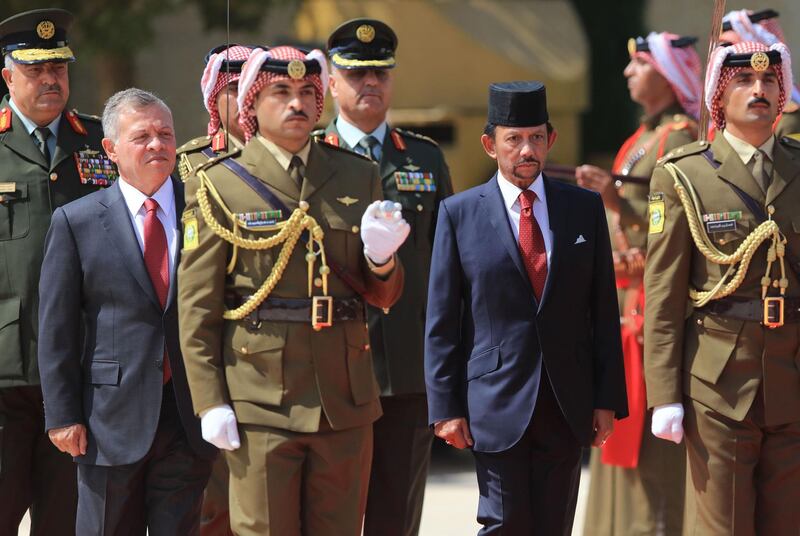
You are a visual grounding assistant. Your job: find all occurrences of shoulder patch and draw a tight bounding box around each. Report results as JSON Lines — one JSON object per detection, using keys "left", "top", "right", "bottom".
{"left": 394, "top": 127, "right": 439, "bottom": 147}
{"left": 313, "top": 137, "right": 371, "bottom": 161}
{"left": 177, "top": 135, "right": 212, "bottom": 154}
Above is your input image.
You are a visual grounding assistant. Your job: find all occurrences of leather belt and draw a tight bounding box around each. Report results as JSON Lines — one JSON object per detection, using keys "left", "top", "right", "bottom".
{"left": 228, "top": 295, "right": 364, "bottom": 329}
{"left": 698, "top": 296, "right": 800, "bottom": 327}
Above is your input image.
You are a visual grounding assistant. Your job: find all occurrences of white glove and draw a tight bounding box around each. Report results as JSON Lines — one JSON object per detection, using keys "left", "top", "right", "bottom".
{"left": 360, "top": 200, "right": 410, "bottom": 264}
{"left": 200, "top": 404, "right": 241, "bottom": 451}
{"left": 651, "top": 403, "right": 684, "bottom": 444}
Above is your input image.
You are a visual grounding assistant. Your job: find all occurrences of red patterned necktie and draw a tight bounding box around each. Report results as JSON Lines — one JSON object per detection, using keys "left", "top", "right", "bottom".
{"left": 518, "top": 190, "right": 548, "bottom": 301}
{"left": 143, "top": 198, "right": 171, "bottom": 383}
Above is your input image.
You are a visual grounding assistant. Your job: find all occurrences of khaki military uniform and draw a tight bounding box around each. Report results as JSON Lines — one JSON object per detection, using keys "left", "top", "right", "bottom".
{"left": 584, "top": 105, "right": 693, "bottom": 536}
{"left": 178, "top": 129, "right": 243, "bottom": 536}
{"left": 317, "top": 122, "right": 453, "bottom": 536}
{"left": 644, "top": 132, "right": 800, "bottom": 535}
{"left": 178, "top": 136, "right": 403, "bottom": 536}
{"left": 0, "top": 96, "right": 111, "bottom": 534}
{"left": 775, "top": 101, "right": 800, "bottom": 139}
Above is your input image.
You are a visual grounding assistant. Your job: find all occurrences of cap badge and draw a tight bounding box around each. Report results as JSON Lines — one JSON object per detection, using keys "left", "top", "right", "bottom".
{"left": 750, "top": 51, "right": 770, "bottom": 72}
{"left": 357, "top": 24, "right": 375, "bottom": 43}
{"left": 627, "top": 38, "right": 637, "bottom": 57}
{"left": 287, "top": 59, "right": 306, "bottom": 79}
{"left": 36, "top": 20, "right": 56, "bottom": 40}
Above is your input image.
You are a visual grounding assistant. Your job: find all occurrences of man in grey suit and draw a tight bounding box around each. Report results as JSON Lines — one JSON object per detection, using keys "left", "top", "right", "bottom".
{"left": 37, "top": 88, "right": 214, "bottom": 535}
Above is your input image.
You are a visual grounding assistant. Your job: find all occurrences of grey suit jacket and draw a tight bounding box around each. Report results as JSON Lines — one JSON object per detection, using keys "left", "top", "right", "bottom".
{"left": 37, "top": 177, "right": 215, "bottom": 466}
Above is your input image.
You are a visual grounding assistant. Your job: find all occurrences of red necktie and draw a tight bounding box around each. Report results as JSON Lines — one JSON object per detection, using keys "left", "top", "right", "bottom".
{"left": 518, "top": 190, "right": 548, "bottom": 301}
{"left": 143, "top": 198, "right": 171, "bottom": 383}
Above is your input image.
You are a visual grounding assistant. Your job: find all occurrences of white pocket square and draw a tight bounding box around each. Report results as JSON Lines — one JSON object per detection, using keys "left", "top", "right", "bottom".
{"left": 574, "top": 235, "right": 587, "bottom": 244}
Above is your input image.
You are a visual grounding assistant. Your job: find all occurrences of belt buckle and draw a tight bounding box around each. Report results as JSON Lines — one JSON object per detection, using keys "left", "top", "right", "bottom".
{"left": 312, "top": 296, "right": 333, "bottom": 331}
{"left": 763, "top": 297, "right": 784, "bottom": 329}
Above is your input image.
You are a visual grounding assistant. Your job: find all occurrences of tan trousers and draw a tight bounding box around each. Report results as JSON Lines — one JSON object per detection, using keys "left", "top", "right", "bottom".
{"left": 200, "top": 455, "right": 233, "bottom": 536}
{"left": 684, "top": 397, "right": 800, "bottom": 536}
{"left": 225, "top": 422, "right": 372, "bottom": 536}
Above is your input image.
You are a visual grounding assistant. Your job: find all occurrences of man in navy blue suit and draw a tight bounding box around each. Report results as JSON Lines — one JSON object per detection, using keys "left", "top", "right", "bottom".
{"left": 424, "top": 81, "right": 628, "bottom": 535}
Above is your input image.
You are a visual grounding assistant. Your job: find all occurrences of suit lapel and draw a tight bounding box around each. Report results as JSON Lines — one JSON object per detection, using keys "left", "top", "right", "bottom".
{"left": 240, "top": 140, "right": 300, "bottom": 200}
{"left": 50, "top": 114, "right": 84, "bottom": 171}
{"left": 302, "top": 141, "right": 336, "bottom": 202}
{"left": 766, "top": 140, "right": 799, "bottom": 205}
{"left": 0, "top": 107, "right": 48, "bottom": 169}
{"left": 539, "top": 177, "right": 566, "bottom": 309}
{"left": 99, "top": 182, "right": 161, "bottom": 310}
{"left": 713, "top": 134, "right": 766, "bottom": 206}
{"left": 165, "top": 177, "right": 184, "bottom": 311}
{"left": 481, "top": 176, "right": 535, "bottom": 298}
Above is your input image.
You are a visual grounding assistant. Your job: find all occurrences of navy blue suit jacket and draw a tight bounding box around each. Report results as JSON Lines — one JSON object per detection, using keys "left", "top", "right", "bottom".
{"left": 424, "top": 175, "right": 627, "bottom": 453}
{"left": 38, "top": 178, "right": 215, "bottom": 466}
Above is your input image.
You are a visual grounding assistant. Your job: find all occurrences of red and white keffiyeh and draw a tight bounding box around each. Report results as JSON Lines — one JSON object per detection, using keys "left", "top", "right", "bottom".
{"left": 633, "top": 32, "right": 702, "bottom": 119}
{"left": 722, "top": 9, "right": 800, "bottom": 104}
{"left": 705, "top": 41, "right": 793, "bottom": 131}
{"left": 200, "top": 45, "right": 253, "bottom": 136}
{"left": 236, "top": 46, "right": 328, "bottom": 142}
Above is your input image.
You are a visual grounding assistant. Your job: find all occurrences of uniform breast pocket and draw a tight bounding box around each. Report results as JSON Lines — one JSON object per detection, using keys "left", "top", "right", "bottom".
{"left": 0, "top": 184, "right": 30, "bottom": 241}
{"left": 397, "top": 193, "right": 435, "bottom": 250}
{"left": 322, "top": 206, "right": 362, "bottom": 262}
{"left": 226, "top": 323, "right": 288, "bottom": 407}
{"left": 707, "top": 219, "right": 752, "bottom": 251}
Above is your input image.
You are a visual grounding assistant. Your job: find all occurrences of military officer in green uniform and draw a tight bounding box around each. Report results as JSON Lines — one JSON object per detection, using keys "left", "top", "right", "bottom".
{"left": 0, "top": 9, "right": 114, "bottom": 535}
{"left": 176, "top": 43, "right": 256, "bottom": 536}
{"left": 577, "top": 32, "right": 701, "bottom": 536}
{"left": 315, "top": 18, "right": 453, "bottom": 536}
{"left": 177, "top": 44, "right": 254, "bottom": 190}
{"left": 720, "top": 8, "right": 800, "bottom": 138}
{"left": 645, "top": 40, "right": 800, "bottom": 535}
{"left": 178, "top": 45, "right": 407, "bottom": 536}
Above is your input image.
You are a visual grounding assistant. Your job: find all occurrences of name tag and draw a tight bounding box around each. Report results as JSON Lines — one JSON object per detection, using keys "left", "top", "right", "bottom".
{"left": 706, "top": 219, "right": 737, "bottom": 234}
{"left": 0, "top": 182, "right": 16, "bottom": 193}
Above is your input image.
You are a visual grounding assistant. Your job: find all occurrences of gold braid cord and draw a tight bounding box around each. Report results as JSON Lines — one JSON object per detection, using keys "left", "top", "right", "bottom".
{"left": 664, "top": 162, "right": 787, "bottom": 308}
{"left": 195, "top": 169, "right": 329, "bottom": 320}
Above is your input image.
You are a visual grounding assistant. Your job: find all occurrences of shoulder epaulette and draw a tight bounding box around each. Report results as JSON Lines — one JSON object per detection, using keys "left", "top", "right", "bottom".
{"left": 65, "top": 110, "right": 88, "bottom": 135}
{"left": 783, "top": 101, "right": 799, "bottom": 114}
{"left": 394, "top": 127, "right": 439, "bottom": 147}
{"left": 314, "top": 136, "right": 371, "bottom": 161}
{"left": 780, "top": 135, "right": 800, "bottom": 149}
{"left": 311, "top": 128, "right": 325, "bottom": 139}
{"left": 72, "top": 109, "right": 101, "bottom": 122}
{"left": 197, "top": 147, "right": 242, "bottom": 172}
{"left": 656, "top": 140, "right": 709, "bottom": 166}
{"left": 0, "top": 107, "right": 10, "bottom": 133}
{"left": 177, "top": 135, "right": 212, "bottom": 154}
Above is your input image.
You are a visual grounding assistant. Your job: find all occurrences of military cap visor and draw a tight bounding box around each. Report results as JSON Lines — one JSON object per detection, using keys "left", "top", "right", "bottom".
{"left": 631, "top": 35, "right": 698, "bottom": 53}
{"left": 327, "top": 18, "right": 397, "bottom": 70}
{"left": 721, "top": 9, "right": 779, "bottom": 32}
{"left": 0, "top": 9, "right": 75, "bottom": 64}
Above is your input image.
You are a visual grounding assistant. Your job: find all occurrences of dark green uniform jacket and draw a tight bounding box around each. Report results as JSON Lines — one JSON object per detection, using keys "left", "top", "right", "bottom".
{"left": 0, "top": 95, "right": 108, "bottom": 388}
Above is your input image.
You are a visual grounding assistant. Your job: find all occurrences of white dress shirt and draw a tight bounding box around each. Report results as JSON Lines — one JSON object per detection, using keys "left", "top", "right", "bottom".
{"left": 496, "top": 171, "right": 553, "bottom": 269}
{"left": 117, "top": 177, "right": 178, "bottom": 277}
{"left": 335, "top": 116, "right": 388, "bottom": 158}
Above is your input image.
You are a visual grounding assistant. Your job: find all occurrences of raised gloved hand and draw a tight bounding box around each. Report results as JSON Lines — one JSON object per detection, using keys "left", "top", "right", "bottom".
{"left": 200, "top": 404, "right": 241, "bottom": 451}
{"left": 651, "top": 403, "right": 684, "bottom": 444}
{"left": 360, "top": 200, "right": 410, "bottom": 264}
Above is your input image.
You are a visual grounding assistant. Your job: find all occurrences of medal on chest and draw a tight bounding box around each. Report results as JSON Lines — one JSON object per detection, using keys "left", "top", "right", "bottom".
{"left": 74, "top": 147, "right": 118, "bottom": 186}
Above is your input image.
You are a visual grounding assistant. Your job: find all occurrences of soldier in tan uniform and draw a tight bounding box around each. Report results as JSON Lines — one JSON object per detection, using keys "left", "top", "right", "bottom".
{"left": 578, "top": 32, "right": 701, "bottom": 536}
{"left": 645, "top": 40, "right": 800, "bottom": 535}
{"left": 176, "top": 43, "right": 255, "bottom": 536}
{"left": 178, "top": 45, "right": 407, "bottom": 536}
{"left": 178, "top": 44, "right": 254, "bottom": 187}
{"left": 720, "top": 8, "right": 800, "bottom": 138}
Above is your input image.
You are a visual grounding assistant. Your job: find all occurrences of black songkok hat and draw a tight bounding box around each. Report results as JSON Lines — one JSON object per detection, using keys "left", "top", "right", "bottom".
{"left": 327, "top": 18, "right": 397, "bottom": 70}
{"left": 487, "top": 81, "right": 549, "bottom": 127}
